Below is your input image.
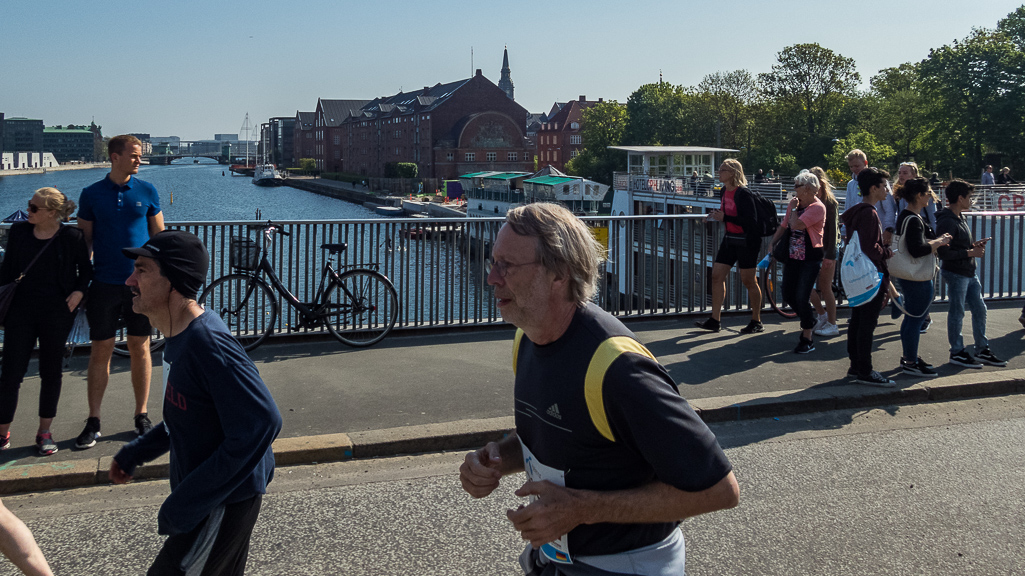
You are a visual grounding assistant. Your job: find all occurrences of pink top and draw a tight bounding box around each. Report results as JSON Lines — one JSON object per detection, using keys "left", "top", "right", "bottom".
{"left": 785, "top": 198, "right": 826, "bottom": 248}
{"left": 722, "top": 188, "right": 744, "bottom": 235}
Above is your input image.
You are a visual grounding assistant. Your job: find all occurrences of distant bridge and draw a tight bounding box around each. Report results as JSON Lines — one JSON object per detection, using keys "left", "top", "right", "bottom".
{"left": 144, "top": 140, "right": 258, "bottom": 165}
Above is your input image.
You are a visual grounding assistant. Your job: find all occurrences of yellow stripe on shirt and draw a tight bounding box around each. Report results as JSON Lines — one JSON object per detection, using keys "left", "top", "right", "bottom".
{"left": 584, "top": 337, "right": 657, "bottom": 443}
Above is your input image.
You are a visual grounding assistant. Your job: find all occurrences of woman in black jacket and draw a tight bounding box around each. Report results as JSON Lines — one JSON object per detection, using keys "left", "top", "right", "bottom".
{"left": 0, "top": 187, "right": 92, "bottom": 455}
{"left": 695, "top": 158, "right": 763, "bottom": 333}
{"left": 892, "top": 178, "right": 950, "bottom": 377}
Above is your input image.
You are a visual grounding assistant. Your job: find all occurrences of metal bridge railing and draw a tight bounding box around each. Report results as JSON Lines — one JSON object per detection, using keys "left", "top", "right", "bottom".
{"left": 2, "top": 212, "right": 1023, "bottom": 347}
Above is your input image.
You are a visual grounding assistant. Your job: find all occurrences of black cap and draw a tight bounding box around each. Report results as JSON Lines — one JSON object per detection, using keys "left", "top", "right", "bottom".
{"left": 123, "top": 230, "right": 209, "bottom": 299}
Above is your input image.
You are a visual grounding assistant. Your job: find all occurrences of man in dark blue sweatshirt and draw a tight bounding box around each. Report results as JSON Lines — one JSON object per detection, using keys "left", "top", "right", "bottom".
{"left": 110, "top": 231, "right": 282, "bottom": 576}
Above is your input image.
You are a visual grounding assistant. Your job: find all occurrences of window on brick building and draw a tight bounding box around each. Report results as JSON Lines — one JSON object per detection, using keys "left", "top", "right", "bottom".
{"left": 508, "top": 152, "right": 518, "bottom": 161}
{"left": 334, "top": 135, "right": 341, "bottom": 145}
{"left": 571, "top": 150, "right": 580, "bottom": 158}
{"left": 446, "top": 152, "right": 454, "bottom": 161}
{"left": 552, "top": 136, "right": 558, "bottom": 145}
{"left": 465, "top": 152, "right": 475, "bottom": 161}
{"left": 486, "top": 152, "right": 497, "bottom": 162}
{"left": 571, "top": 122, "right": 579, "bottom": 129}
{"left": 335, "top": 150, "right": 341, "bottom": 159}
{"left": 570, "top": 135, "right": 582, "bottom": 145}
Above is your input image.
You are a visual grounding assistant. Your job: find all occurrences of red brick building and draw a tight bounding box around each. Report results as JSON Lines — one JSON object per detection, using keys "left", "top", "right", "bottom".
{"left": 536, "top": 96, "right": 603, "bottom": 173}
{"left": 315, "top": 99, "right": 371, "bottom": 172}
{"left": 342, "top": 70, "right": 533, "bottom": 179}
{"left": 293, "top": 111, "right": 315, "bottom": 167}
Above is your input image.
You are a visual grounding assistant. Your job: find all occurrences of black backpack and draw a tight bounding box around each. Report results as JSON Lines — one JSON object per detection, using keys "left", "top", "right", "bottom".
{"left": 750, "top": 190, "right": 780, "bottom": 237}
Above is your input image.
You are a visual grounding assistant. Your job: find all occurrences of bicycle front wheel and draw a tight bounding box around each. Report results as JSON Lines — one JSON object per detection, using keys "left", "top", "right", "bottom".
{"left": 324, "top": 269, "right": 399, "bottom": 347}
{"left": 198, "top": 274, "right": 278, "bottom": 351}
{"left": 760, "top": 256, "right": 798, "bottom": 319}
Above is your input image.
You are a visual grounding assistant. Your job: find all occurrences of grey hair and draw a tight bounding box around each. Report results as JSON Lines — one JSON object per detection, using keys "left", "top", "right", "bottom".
{"left": 504, "top": 203, "right": 606, "bottom": 306}
{"left": 794, "top": 170, "right": 820, "bottom": 191}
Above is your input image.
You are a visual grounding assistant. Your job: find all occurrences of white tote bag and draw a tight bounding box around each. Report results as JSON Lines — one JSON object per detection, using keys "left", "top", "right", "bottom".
{"left": 841, "top": 231, "right": 884, "bottom": 307}
{"left": 888, "top": 215, "right": 938, "bottom": 281}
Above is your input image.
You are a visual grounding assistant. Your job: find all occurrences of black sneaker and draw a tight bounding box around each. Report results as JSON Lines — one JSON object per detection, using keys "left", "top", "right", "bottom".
{"left": 794, "top": 337, "right": 815, "bottom": 354}
{"left": 901, "top": 358, "right": 938, "bottom": 378}
{"left": 740, "top": 320, "right": 764, "bottom": 334}
{"left": 975, "top": 348, "right": 1007, "bottom": 367}
{"left": 694, "top": 318, "right": 721, "bottom": 332}
{"left": 917, "top": 357, "right": 934, "bottom": 369}
{"left": 919, "top": 318, "right": 932, "bottom": 334}
{"left": 846, "top": 368, "right": 858, "bottom": 379}
{"left": 75, "top": 417, "right": 101, "bottom": 449}
{"left": 855, "top": 371, "right": 897, "bottom": 387}
{"left": 949, "top": 349, "right": 984, "bottom": 369}
{"left": 135, "top": 413, "right": 153, "bottom": 437}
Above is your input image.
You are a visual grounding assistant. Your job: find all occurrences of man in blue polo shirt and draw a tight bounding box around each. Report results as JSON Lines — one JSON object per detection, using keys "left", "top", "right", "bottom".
{"left": 76, "top": 134, "right": 165, "bottom": 449}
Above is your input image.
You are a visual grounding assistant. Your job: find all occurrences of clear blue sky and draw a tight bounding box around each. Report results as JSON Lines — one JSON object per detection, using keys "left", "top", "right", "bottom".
{"left": 1, "top": 0, "right": 1020, "bottom": 142}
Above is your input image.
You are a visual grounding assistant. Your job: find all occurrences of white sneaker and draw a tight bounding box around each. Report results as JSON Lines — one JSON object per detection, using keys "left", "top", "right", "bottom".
{"left": 812, "top": 314, "right": 828, "bottom": 332}
{"left": 814, "top": 322, "right": 840, "bottom": 337}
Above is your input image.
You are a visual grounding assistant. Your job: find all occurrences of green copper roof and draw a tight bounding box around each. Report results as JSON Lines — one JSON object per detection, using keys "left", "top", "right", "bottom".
{"left": 524, "top": 176, "right": 577, "bottom": 186}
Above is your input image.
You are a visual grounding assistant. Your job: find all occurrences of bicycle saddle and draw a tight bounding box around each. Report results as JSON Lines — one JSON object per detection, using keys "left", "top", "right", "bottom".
{"left": 321, "top": 243, "right": 348, "bottom": 254}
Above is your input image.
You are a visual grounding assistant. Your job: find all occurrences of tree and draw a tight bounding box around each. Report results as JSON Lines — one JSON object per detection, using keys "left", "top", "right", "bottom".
{"left": 918, "top": 26, "right": 1025, "bottom": 174}
{"left": 864, "top": 63, "right": 932, "bottom": 164}
{"left": 622, "top": 82, "right": 698, "bottom": 146}
{"left": 695, "top": 70, "right": 757, "bottom": 149}
{"left": 298, "top": 158, "right": 317, "bottom": 172}
{"left": 565, "top": 100, "right": 627, "bottom": 185}
{"left": 758, "top": 43, "right": 861, "bottom": 166}
{"left": 826, "top": 130, "right": 896, "bottom": 173}
{"left": 998, "top": 5, "right": 1025, "bottom": 49}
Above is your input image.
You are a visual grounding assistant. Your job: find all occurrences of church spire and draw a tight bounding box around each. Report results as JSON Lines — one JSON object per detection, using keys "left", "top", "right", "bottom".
{"left": 498, "top": 46, "right": 515, "bottom": 101}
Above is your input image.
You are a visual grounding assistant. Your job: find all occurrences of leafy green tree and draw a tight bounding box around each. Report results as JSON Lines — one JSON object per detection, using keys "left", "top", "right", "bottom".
{"left": 622, "top": 82, "right": 699, "bottom": 146}
{"left": 566, "top": 100, "right": 627, "bottom": 184}
{"left": 298, "top": 158, "right": 317, "bottom": 172}
{"left": 863, "top": 63, "right": 932, "bottom": 165}
{"left": 918, "top": 27, "right": 1025, "bottom": 174}
{"left": 695, "top": 70, "right": 757, "bottom": 150}
{"left": 998, "top": 5, "right": 1025, "bottom": 49}
{"left": 758, "top": 43, "right": 862, "bottom": 167}
{"left": 826, "top": 130, "right": 897, "bottom": 172}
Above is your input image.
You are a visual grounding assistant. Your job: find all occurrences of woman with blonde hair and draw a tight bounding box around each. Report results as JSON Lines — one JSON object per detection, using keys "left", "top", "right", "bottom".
{"left": 696, "top": 158, "right": 763, "bottom": 333}
{"left": 0, "top": 188, "right": 92, "bottom": 455}
{"left": 807, "top": 167, "right": 841, "bottom": 337}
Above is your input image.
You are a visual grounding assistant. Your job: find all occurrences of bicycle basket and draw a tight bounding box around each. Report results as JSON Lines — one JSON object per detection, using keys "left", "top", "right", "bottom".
{"left": 230, "top": 237, "right": 261, "bottom": 270}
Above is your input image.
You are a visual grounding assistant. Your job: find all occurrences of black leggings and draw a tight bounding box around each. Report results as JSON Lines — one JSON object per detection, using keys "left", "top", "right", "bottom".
{"left": 0, "top": 300, "right": 74, "bottom": 424}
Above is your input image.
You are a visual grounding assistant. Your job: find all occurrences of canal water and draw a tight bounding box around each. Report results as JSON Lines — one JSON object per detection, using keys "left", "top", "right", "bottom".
{"left": 0, "top": 160, "right": 378, "bottom": 222}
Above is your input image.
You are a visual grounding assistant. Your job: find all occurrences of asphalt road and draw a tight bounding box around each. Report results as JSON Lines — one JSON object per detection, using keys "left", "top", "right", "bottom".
{"left": 1, "top": 395, "right": 1022, "bottom": 575}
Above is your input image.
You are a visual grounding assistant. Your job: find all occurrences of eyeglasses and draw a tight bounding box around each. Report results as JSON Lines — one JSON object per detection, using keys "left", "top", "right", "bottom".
{"left": 28, "top": 202, "right": 43, "bottom": 213}
{"left": 485, "top": 257, "right": 537, "bottom": 278}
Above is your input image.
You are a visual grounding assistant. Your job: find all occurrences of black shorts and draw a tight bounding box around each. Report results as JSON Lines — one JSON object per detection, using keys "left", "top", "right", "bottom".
{"left": 714, "top": 236, "right": 761, "bottom": 269}
{"left": 86, "top": 281, "right": 152, "bottom": 340}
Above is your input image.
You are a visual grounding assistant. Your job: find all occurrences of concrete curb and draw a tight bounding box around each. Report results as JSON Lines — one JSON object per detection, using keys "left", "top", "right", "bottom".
{"left": 1, "top": 376, "right": 1022, "bottom": 496}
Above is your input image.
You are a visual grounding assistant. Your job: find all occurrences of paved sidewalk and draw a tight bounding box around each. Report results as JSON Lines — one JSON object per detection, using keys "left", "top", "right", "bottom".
{"left": 1, "top": 300, "right": 1023, "bottom": 493}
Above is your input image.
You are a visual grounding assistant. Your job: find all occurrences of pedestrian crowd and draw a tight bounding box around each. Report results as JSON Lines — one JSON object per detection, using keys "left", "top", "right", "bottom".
{"left": 698, "top": 151, "right": 1012, "bottom": 387}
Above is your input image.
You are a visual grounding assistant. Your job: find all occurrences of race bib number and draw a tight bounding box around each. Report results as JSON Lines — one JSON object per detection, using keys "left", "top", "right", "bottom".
{"left": 519, "top": 438, "right": 572, "bottom": 564}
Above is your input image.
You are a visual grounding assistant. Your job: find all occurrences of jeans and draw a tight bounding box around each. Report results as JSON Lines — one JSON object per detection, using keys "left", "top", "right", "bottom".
{"left": 783, "top": 258, "right": 823, "bottom": 330}
{"left": 899, "top": 278, "right": 934, "bottom": 361}
{"left": 848, "top": 288, "right": 885, "bottom": 376}
{"left": 942, "top": 270, "right": 988, "bottom": 354}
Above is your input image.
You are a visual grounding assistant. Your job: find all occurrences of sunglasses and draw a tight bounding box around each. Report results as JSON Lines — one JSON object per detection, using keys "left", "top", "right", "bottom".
{"left": 28, "top": 202, "right": 45, "bottom": 213}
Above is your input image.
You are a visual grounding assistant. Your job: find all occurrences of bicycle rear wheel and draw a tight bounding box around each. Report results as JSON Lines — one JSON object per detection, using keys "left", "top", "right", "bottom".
{"left": 324, "top": 269, "right": 399, "bottom": 347}
{"left": 760, "top": 256, "right": 798, "bottom": 319}
{"left": 198, "top": 274, "right": 278, "bottom": 351}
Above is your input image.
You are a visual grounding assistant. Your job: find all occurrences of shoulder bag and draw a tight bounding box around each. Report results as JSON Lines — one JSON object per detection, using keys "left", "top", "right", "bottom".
{"left": 0, "top": 229, "right": 60, "bottom": 328}
{"left": 889, "top": 215, "right": 938, "bottom": 281}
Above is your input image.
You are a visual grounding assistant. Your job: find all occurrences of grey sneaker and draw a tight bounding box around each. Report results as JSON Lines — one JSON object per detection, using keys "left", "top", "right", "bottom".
{"left": 855, "top": 371, "right": 897, "bottom": 387}
{"left": 36, "top": 432, "right": 58, "bottom": 456}
{"left": 75, "top": 417, "right": 101, "bottom": 449}
{"left": 134, "top": 413, "right": 153, "bottom": 437}
{"left": 974, "top": 348, "right": 1006, "bottom": 367}
{"left": 949, "top": 349, "right": 984, "bottom": 369}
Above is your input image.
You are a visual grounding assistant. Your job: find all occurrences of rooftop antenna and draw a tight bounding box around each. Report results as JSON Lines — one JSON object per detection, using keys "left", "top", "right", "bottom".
{"left": 659, "top": 69, "right": 663, "bottom": 84}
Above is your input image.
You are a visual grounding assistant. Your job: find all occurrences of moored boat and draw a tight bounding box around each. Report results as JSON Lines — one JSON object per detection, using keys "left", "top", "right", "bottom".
{"left": 252, "top": 164, "right": 284, "bottom": 186}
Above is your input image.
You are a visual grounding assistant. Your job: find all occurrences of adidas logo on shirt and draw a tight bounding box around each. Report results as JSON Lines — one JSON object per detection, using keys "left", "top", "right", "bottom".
{"left": 547, "top": 404, "right": 562, "bottom": 420}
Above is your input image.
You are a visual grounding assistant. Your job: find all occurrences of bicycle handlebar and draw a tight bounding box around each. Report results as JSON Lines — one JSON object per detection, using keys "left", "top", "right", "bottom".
{"left": 250, "top": 221, "right": 291, "bottom": 236}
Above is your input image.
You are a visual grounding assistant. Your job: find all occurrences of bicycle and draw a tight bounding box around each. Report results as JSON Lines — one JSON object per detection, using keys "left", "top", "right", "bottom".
{"left": 198, "top": 222, "right": 399, "bottom": 351}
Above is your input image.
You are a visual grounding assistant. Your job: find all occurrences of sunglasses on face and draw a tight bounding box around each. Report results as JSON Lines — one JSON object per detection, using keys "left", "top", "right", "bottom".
{"left": 28, "top": 202, "right": 44, "bottom": 213}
